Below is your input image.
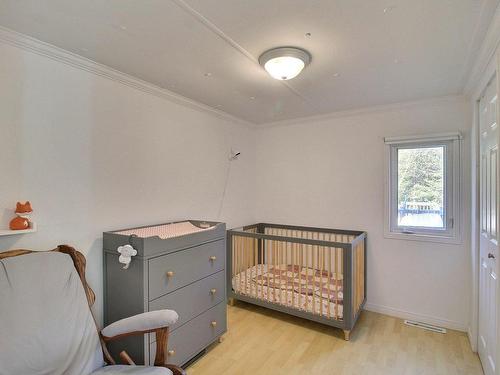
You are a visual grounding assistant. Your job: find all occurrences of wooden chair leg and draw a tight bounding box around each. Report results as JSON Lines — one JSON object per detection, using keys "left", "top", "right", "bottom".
{"left": 343, "top": 330, "right": 351, "bottom": 341}
{"left": 119, "top": 351, "right": 135, "bottom": 365}
{"left": 154, "top": 327, "right": 169, "bottom": 366}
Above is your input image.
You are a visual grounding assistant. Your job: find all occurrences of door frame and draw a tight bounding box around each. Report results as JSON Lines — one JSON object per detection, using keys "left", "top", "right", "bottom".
{"left": 471, "top": 49, "right": 500, "bottom": 373}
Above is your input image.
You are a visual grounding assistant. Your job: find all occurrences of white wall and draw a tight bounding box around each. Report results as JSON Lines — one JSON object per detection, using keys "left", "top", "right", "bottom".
{"left": 255, "top": 97, "right": 471, "bottom": 330}
{"left": 0, "top": 41, "right": 256, "bottom": 324}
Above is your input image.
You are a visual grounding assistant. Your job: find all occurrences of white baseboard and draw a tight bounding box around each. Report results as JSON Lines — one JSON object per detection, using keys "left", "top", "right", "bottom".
{"left": 364, "top": 302, "right": 468, "bottom": 332}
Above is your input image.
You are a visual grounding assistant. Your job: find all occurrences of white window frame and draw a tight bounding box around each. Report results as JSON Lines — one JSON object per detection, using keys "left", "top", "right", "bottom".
{"left": 384, "top": 133, "right": 462, "bottom": 244}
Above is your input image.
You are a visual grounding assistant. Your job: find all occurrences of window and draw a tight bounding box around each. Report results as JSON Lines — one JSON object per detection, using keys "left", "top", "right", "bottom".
{"left": 384, "top": 133, "right": 462, "bottom": 242}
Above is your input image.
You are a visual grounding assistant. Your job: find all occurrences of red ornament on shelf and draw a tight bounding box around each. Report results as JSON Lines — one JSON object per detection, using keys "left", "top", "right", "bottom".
{"left": 9, "top": 201, "right": 33, "bottom": 230}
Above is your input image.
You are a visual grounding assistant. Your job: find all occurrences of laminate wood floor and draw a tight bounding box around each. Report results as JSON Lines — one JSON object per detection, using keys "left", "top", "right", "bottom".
{"left": 187, "top": 301, "right": 483, "bottom": 375}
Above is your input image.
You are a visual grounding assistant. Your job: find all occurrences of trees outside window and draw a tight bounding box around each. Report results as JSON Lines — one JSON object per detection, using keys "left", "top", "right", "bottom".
{"left": 397, "top": 146, "right": 444, "bottom": 228}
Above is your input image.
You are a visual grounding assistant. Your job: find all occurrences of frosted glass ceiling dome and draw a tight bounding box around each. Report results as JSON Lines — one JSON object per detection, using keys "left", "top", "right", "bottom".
{"left": 259, "top": 47, "right": 311, "bottom": 81}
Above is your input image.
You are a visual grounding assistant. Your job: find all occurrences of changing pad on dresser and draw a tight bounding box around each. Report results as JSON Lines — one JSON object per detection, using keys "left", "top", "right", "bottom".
{"left": 115, "top": 221, "right": 211, "bottom": 239}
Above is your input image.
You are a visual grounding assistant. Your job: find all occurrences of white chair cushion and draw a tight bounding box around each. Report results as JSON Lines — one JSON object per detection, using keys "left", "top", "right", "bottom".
{"left": 0, "top": 252, "right": 104, "bottom": 375}
{"left": 91, "top": 365, "right": 172, "bottom": 375}
{"left": 101, "top": 310, "right": 178, "bottom": 338}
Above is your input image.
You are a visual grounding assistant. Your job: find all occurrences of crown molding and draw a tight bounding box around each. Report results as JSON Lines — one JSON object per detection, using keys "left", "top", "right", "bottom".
{"left": 463, "top": 0, "right": 500, "bottom": 96}
{"left": 258, "top": 95, "right": 466, "bottom": 128}
{"left": 0, "top": 26, "right": 255, "bottom": 128}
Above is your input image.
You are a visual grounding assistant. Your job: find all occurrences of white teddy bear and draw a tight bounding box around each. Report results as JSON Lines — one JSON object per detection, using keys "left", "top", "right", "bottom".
{"left": 117, "top": 244, "right": 137, "bottom": 269}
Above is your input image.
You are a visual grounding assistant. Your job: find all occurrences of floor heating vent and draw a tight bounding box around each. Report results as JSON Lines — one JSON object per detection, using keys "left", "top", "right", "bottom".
{"left": 404, "top": 320, "right": 447, "bottom": 334}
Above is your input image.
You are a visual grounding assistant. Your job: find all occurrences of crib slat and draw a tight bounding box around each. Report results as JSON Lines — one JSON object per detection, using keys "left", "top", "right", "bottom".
{"left": 282, "top": 232, "right": 286, "bottom": 307}
{"left": 241, "top": 235, "right": 244, "bottom": 285}
{"left": 242, "top": 236, "right": 245, "bottom": 294}
{"left": 274, "top": 228, "right": 278, "bottom": 305}
{"left": 267, "top": 239, "right": 270, "bottom": 305}
{"left": 278, "top": 231, "right": 282, "bottom": 305}
{"left": 253, "top": 236, "right": 257, "bottom": 299}
{"left": 247, "top": 236, "right": 250, "bottom": 296}
{"left": 284, "top": 239, "right": 288, "bottom": 307}
{"left": 245, "top": 236, "right": 248, "bottom": 293}
{"left": 281, "top": 237, "right": 285, "bottom": 306}
{"left": 327, "top": 243, "right": 332, "bottom": 319}
{"left": 292, "top": 231, "right": 296, "bottom": 309}
{"left": 269, "top": 230, "right": 273, "bottom": 304}
{"left": 328, "top": 233, "right": 332, "bottom": 317}
{"left": 307, "top": 232, "right": 318, "bottom": 314}
{"left": 304, "top": 232, "right": 308, "bottom": 312}
{"left": 243, "top": 236, "right": 247, "bottom": 296}
{"left": 298, "top": 232, "right": 303, "bottom": 311}
{"left": 235, "top": 235, "right": 239, "bottom": 290}
{"left": 320, "top": 233, "right": 324, "bottom": 318}
{"left": 313, "top": 231, "right": 318, "bottom": 316}
{"left": 296, "top": 238, "right": 298, "bottom": 309}
{"left": 275, "top": 234, "right": 279, "bottom": 302}
{"left": 259, "top": 238, "right": 263, "bottom": 300}
{"left": 278, "top": 236, "right": 282, "bottom": 305}
{"left": 286, "top": 239, "right": 290, "bottom": 308}
{"left": 335, "top": 247, "right": 339, "bottom": 320}
{"left": 236, "top": 235, "right": 240, "bottom": 292}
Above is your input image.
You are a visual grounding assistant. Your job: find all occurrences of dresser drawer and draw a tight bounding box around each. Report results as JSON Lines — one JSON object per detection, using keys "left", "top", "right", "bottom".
{"left": 148, "top": 239, "right": 225, "bottom": 300}
{"left": 149, "top": 270, "right": 225, "bottom": 336}
{"left": 149, "top": 302, "right": 226, "bottom": 366}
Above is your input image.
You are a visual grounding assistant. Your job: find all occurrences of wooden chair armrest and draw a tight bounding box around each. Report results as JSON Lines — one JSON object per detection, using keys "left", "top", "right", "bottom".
{"left": 163, "top": 364, "right": 187, "bottom": 375}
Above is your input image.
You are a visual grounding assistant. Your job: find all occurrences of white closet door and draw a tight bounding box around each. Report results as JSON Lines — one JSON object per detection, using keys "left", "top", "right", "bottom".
{"left": 479, "top": 77, "right": 499, "bottom": 375}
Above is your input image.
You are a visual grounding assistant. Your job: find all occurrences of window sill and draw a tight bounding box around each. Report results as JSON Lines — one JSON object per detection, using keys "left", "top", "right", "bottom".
{"left": 384, "top": 230, "right": 462, "bottom": 245}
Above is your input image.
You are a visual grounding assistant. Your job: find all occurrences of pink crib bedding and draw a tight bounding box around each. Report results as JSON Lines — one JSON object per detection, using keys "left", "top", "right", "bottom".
{"left": 115, "top": 221, "right": 210, "bottom": 239}
{"left": 232, "top": 264, "right": 344, "bottom": 319}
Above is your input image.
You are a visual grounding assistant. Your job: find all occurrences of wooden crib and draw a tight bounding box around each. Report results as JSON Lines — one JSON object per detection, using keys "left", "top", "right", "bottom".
{"left": 227, "top": 223, "right": 367, "bottom": 340}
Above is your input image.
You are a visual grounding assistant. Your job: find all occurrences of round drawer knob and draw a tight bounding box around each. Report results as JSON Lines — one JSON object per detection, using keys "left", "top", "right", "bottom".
{"left": 209, "top": 256, "right": 217, "bottom": 261}
{"left": 210, "top": 321, "right": 217, "bottom": 328}
{"left": 166, "top": 271, "right": 174, "bottom": 277}
{"left": 168, "top": 349, "right": 175, "bottom": 356}
{"left": 210, "top": 288, "right": 217, "bottom": 295}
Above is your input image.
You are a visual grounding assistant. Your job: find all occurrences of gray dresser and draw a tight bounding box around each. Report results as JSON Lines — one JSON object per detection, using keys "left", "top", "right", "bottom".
{"left": 103, "top": 220, "right": 226, "bottom": 367}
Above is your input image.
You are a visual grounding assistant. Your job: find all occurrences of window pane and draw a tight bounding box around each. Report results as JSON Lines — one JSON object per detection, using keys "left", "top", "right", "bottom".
{"left": 397, "top": 146, "right": 444, "bottom": 228}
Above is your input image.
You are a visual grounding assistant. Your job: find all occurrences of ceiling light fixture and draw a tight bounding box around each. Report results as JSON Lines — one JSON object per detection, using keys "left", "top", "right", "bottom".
{"left": 259, "top": 47, "right": 311, "bottom": 81}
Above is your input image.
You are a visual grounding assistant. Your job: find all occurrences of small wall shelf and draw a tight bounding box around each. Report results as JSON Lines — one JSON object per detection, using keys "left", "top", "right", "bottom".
{"left": 0, "top": 222, "right": 37, "bottom": 237}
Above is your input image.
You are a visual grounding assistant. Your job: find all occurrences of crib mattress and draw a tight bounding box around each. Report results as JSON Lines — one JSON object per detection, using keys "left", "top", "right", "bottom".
{"left": 232, "top": 264, "right": 344, "bottom": 319}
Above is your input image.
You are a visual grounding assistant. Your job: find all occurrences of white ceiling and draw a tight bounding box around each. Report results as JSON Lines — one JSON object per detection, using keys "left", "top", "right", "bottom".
{"left": 0, "top": 0, "right": 496, "bottom": 124}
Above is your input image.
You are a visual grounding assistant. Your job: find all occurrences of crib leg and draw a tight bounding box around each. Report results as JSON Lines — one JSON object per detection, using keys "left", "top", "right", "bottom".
{"left": 228, "top": 298, "right": 236, "bottom": 306}
{"left": 343, "top": 330, "right": 351, "bottom": 341}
